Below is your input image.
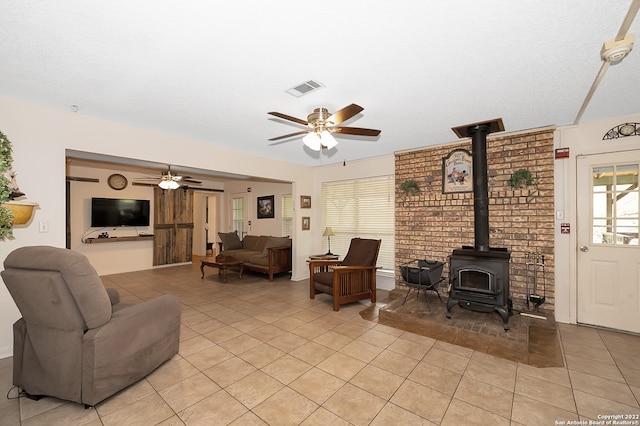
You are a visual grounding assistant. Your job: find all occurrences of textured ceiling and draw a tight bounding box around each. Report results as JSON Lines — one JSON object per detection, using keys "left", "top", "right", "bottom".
{"left": 1, "top": 1, "right": 638, "bottom": 168}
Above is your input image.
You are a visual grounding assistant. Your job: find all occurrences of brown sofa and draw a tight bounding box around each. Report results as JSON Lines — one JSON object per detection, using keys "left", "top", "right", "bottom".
{"left": 218, "top": 232, "right": 292, "bottom": 281}
{"left": 1, "top": 246, "right": 180, "bottom": 407}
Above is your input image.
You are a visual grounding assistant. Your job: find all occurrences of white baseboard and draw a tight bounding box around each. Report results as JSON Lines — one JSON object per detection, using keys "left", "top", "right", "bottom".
{"left": 0, "top": 346, "right": 12, "bottom": 360}
{"left": 377, "top": 273, "right": 395, "bottom": 291}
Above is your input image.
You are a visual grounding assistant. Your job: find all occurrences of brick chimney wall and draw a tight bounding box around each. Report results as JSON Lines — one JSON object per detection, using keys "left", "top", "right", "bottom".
{"left": 395, "top": 127, "right": 555, "bottom": 313}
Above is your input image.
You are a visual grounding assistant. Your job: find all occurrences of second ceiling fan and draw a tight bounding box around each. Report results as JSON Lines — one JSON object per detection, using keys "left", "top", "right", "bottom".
{"left": 268, "top": 103, "right": 381, "bottom": 151}
{"left": 134, "top": 166, "right": 202, "bottom": 190}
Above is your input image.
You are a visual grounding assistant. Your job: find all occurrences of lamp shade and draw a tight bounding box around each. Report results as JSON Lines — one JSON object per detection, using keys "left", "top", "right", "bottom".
{"left": 302, "top": 133, "right": 322, "bottom": 151}
{"left": 320, "top": 131, "right": 338, "bottom": 149}
{"left": 158, "top": 179, "right": 180, "bottom": 190}
{"left": 323, "top": 227, "right": 335, "bottom": 237}
{"left": 320, "top": 130, "right": 338, "bottom": 149}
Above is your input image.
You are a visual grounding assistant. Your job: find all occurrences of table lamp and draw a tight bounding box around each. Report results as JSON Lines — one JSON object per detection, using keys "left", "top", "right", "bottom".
{"left": 323, "top": 227, "right": 335, "bottom": 255}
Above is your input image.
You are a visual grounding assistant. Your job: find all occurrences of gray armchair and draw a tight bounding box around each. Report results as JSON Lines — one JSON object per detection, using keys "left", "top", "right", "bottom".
{"left": 1, "top": 246, "right": 180, "bottom": 407}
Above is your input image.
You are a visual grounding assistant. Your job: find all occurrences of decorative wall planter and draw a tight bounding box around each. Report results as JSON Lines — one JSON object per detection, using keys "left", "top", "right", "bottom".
{"left": 1, "top": 130, "right": 39, "bottom": 239}
{"left": 3, "top": 201, "right": 38, "bottom": 225}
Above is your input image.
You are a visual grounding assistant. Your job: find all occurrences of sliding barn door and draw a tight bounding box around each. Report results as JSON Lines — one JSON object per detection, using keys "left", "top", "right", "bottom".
{"left": 153, "top": 187, "right": 194, "bottom": 266}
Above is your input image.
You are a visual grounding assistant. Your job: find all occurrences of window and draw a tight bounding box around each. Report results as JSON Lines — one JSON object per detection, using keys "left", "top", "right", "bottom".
{"left": 231, "top": 197, "right": 244, "bottom": 237}
{"left": 591, "top": 163, "right": 639, "bottom": 245}
{"left": 282, "top": 194, "right": 293, "bottom": 237}
{"left": 322, "top": 175, "right": 394, "bottom": 270}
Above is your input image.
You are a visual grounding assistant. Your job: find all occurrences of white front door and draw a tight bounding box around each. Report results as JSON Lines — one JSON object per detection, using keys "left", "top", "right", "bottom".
{"left": 576, "top": 150, "right": 640, "bottom": 333}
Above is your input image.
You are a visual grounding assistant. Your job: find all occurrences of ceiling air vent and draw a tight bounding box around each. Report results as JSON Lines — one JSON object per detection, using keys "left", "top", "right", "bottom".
{"left": 286, "top": 79, "right": 324, "bottom": 97}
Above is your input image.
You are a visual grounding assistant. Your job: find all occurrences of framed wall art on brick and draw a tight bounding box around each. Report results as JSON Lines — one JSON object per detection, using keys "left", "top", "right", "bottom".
{"left": 442, "top": 149, "right": 473, "bottom": 193}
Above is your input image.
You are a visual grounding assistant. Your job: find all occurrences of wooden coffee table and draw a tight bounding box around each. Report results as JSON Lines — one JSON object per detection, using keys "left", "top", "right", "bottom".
{"left": 201, "top": 256, "right": 244, "bottom": 282}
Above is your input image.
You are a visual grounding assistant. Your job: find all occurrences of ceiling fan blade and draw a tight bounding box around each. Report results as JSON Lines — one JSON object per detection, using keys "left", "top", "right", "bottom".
{"left": 268, "top": 130, "right": 310, "bottom": 141}
{"left": 268, "top": 112, "right": 308, "bottom": 126}
{"left": 327, "top": 104, "right": 364, "bottom": 126}
{"left": 331, "top": 126, "right": 381, "bottom": 137}
{"left": 184, "top": 178, "right": 202, "bottom": 184}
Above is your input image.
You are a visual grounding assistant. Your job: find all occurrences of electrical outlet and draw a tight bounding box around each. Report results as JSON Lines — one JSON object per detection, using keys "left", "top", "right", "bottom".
{"left": 39, "top": 221, "right": 49, "bottom": 233}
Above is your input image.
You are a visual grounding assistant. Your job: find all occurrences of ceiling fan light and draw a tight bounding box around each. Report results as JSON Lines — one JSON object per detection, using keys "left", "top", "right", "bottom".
{"left": 302, "top": 133, "right": 322, "bottom": 151}
{"left": 158, "top": 179, "right": 180, "bottom": 189}
{"left": 320, "top": 131, "right": 338, "bottom": 149}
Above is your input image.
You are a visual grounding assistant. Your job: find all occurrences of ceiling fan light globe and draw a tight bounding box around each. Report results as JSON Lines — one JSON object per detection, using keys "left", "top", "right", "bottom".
{"left": 158, "top": 180, "right": 171, "bottom": 189}
{"left": 168, "top": 180, "right": 180, "bottom": 189}
{"left": 303, "top": 133, "right": 322, "bottom": 151}
{"left": 320, "top": 131, "right": 338, "bottom": 149}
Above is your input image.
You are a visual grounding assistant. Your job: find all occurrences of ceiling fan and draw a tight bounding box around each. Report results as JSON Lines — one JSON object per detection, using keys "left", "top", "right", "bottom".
{"left": 268, "top": 103, "right": 381, "bottom": 151}
{"left": 134, "top": 166, "right": 202, "bottom": 189}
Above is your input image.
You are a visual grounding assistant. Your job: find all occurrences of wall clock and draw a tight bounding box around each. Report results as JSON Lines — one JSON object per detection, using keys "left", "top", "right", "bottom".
{"left": 107, "top": 173, "right": 128, "bottom": 190}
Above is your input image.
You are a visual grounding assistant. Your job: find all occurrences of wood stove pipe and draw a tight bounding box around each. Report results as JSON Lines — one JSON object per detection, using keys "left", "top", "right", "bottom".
{"left": 451, "top": 118, "right": 505, "bottom": 252}
{"left": 470, "top": 124, "right": 490, "bottom": 252}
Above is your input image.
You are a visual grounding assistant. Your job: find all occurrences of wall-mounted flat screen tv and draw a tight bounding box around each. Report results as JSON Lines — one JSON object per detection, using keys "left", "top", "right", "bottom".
{"left": 91, "top": 198, "right": 150, "bottom": 227}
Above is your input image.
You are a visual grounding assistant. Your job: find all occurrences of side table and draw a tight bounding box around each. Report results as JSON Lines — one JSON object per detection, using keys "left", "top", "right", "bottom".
{"left": 309, "top": 254, "right": 339, "bottom": 260}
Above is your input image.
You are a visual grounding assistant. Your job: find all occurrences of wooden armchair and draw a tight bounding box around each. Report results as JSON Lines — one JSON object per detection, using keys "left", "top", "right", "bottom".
{"left": 309, "top": 238, "right": 381, "bottom": 311}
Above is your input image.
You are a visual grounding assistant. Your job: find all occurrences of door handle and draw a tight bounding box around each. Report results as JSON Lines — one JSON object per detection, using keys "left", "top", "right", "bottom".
{"left": 580, "top": 245, "right": 589, "bottom": 252}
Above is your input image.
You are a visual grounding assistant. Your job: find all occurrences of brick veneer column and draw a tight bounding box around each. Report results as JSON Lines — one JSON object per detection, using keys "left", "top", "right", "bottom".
{"left": 395, "top": 128, "right": 555, "bottom": 313}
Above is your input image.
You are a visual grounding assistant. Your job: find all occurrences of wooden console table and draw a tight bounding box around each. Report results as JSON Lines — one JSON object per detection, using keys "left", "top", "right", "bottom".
{"left": 84, "top": 236, "right": 154, "bottom": 244}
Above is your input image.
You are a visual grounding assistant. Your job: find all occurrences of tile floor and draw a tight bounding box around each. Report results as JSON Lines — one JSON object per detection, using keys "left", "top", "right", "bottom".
{"left": 1, "top": 258, "right": 639, "bottom": 425}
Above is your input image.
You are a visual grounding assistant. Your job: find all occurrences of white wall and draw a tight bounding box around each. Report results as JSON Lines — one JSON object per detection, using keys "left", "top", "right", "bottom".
{"left": 69, "top": 165, "right": 156, "bottom": 274}
{"left": 223, "top": 180, "right": 293, "bottom": 237}
{"left": 68, "top": 163, "right": 229, "bottom": 272}
{"left": 554, "top": 112, "right": 640, "bottom": 324}
{"left": 0, "top": 95, "right": 314, "bottom": 358}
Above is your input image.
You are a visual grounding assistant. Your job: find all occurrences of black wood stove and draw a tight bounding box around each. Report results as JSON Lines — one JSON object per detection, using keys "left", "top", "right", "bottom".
{"left": 447, "top": 119, "right": 512, "bottom": 330}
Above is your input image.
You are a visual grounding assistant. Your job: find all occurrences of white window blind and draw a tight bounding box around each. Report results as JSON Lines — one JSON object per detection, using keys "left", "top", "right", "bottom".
{"left": 322, "top": 175, "right": 395, "bottom": 270}
{"left": 282, "top": 194, "right": 293, "bottom": 237}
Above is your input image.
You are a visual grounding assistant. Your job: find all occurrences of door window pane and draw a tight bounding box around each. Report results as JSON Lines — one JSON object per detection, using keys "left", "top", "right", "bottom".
{"left": 281, "top": 194, "right": 292, "bottom": 237}
{"left": 592, "top": 163, "right": 639, "bottom": 246}
{"left": 232, "top": 197, "right": 244, "bottom": 237}
{"left": 592, "top": 166, "right": 614, "bottom": 192}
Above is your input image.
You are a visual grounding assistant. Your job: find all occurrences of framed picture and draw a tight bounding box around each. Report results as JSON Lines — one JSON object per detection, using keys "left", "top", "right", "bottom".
{"left": 302, "top": 216, "right": 310, "bottom": 230}
{"left": 442, "top": 149, "right": 473, "bottom": 193}
{"left": 257, "top": 195, "right": 275, "bottom": 219}
{"left": 300, "top": 195, "right": 311, "bottom": 209}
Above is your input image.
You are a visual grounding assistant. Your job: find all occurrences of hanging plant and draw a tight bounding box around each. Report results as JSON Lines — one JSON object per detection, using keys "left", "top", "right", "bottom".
{"left": 399, "top": 179, "right": 421, "bottom": 196}
{"left": 0, "top": 131, "right": 15, "bottom": 240}
{"left": 0, "top": 131, "right": 38, "bottom": 239}
{"left": 508, "top": 169, "right": 534, "bottom": 189}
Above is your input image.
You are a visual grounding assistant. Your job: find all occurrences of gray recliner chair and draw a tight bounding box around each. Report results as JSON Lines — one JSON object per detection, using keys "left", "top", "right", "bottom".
{"left": 1, "top": 246, "right": 181, "bottom": 407}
